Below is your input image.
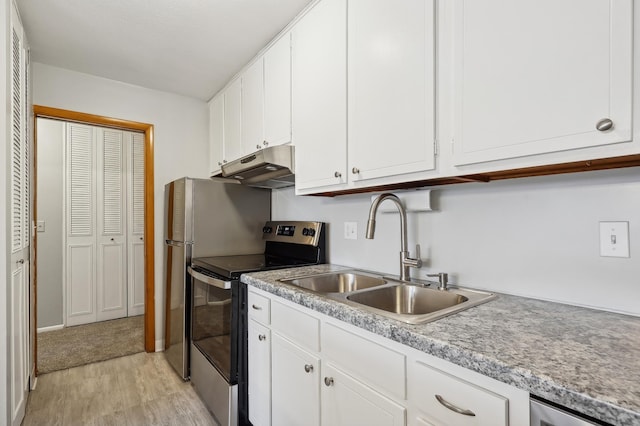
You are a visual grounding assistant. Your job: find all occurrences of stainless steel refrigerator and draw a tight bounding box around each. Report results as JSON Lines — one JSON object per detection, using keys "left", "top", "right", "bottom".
{"left": 163, "top": 177, "right": 271, "bottom": 379}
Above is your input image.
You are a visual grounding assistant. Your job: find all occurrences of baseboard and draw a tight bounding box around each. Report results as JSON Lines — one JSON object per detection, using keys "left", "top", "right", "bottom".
{"left": 37, "top": 324, "right": 64, "bottom": 333}
{"left": 155, "top": 339, "right": 164, "bottom": 352}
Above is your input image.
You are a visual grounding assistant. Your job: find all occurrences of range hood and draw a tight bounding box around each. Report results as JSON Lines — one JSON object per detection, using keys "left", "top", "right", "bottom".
{"left": 220, "top": 145, "right": 295, "bottom": 189}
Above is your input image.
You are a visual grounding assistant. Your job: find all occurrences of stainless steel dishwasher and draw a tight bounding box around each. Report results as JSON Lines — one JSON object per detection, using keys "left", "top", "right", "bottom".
{"left": 530, "top": 398, "right": 604, "bottom": 426}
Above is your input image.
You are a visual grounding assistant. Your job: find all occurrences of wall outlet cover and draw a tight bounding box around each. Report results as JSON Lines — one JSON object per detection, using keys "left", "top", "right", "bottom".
{"left": 344, "top": 222, "right": 357, "bottom": 240}
{"left": 599, "top": 221, "right": 630, "bottom": 258}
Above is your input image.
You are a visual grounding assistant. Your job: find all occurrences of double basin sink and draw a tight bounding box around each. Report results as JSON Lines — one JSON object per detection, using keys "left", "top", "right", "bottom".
{"left": 280, "top": 270, "right": 496, "bottom": 325}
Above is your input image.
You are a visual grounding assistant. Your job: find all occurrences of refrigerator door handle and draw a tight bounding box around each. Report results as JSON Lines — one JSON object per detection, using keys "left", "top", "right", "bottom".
{"left": 188, "top": 266, "right": 232, "bottom": 290}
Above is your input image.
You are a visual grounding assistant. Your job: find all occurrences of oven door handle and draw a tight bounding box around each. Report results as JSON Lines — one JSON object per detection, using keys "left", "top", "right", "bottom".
{"left": 188, "top": 266, "right": 232, "bottom": 290}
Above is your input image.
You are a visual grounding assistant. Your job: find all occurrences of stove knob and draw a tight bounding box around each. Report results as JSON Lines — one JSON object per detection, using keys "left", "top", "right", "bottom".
{"left": 262, "top": 226, "right": 272, "bottom": 234}
{"left": 302, "top": 228, "right": 309, "bottom": 236}
{"left": 306, "top": 228, "right": 316, "bottom": 237}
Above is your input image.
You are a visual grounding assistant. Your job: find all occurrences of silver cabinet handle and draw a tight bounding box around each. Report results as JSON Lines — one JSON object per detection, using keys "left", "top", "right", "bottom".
{"left": 324, "top": 377, "right": 334, "bottom": 386}
{"left": 263, "top": 141, "right": 269, "bottom": 146}
{"left": 17, "top": 259, "right": 25, "bottom": 264}
{"left": 256, "top": 145, "right": 262, "bottom": 149}
{"left": 218, "top": 161, "right": 222, "bottom": 166}
{"left": 251, "top": 304, "right": 262, "bottom": 310}
{"left": 596, "top": 118, "right": 614, "bottom": 131}
{"left": 223, "top": 159, "right": 227, "bottom": 163}
{"left": 334, "top": 171, "right": 342, "bottom": 178}
{"left": 304, "top": 364, "right": 314, "bottom": 373}
{"left": 352, "top": 167, "right": 360, "bottom": 174}
{"left": 435, "top": 395, "right": 476, "bottom": 417}
{"left": 258, "top": 334, "right": 266, "bottom": 341}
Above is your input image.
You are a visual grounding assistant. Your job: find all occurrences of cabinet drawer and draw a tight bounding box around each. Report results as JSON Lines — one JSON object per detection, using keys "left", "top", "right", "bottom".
{"left": 323, "top": 322, "right": 405, "bottom": 400}
{"left": 248, "top": 290, "right": 270, "bottom": 324}
{"left": 271, "top": 300, "right": 320, "bottom": 352}
{"left": 408, "top": 360, "right": 507, "bottom": 426}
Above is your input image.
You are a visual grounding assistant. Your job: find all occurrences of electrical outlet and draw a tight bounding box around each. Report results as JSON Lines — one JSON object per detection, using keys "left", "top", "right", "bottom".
{"left": 599, "top": 221, "right": 630, "bottom": 258}
{"left": 344, "top": 222, "right": 357, "bottom": 240}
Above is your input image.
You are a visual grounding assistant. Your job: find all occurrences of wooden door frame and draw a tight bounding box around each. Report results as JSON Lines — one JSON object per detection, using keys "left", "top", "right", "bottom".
{"left": 33, "top": 105, "right": 156, "bottom": 364}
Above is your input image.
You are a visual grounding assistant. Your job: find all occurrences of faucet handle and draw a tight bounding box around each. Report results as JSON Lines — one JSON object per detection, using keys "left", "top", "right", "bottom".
{"left": 427, "top": 272, "right": 449, "bottom": 290}
{"left": 402, "top": 244, "right": 423, "bottom": 269}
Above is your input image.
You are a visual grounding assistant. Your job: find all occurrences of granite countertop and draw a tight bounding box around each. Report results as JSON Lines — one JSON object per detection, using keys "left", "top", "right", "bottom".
{"left": 241, "top": 264, "right": 640, "bottom": 426}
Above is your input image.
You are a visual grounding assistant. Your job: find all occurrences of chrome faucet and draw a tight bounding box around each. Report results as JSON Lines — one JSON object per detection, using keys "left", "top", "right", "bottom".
{"left": 366, "top": 193, "right": 422, "bottom": 281}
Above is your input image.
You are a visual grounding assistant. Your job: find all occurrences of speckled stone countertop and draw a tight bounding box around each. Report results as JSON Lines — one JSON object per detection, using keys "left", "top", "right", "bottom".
{"left": 241, "top": 264, "right": 640, "bottom": 426}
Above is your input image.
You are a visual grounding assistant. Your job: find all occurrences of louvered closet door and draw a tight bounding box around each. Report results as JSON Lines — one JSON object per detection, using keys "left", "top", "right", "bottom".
{"left": 127, "top": 132, "right": 145, "bottom": 317}
{"left": 66, "top": 123, "right": 98, "bottom": 326}
{"left": 10, "top": 3, "right": 29, "bottom": 425}
{"left": 96, "top": 128, "right": 127, "bottom": 321}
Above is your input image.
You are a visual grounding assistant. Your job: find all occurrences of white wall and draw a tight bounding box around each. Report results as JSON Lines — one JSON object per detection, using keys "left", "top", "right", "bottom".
{"left": 35, "top": 118, "right": 64, "bottom": 328}
{"left": 1, "top": 0, "right": 10, "bottom": 420}
{"left": 32, "top": 63, "right": 210, "bottom": 348}
{"left": 273, "top": 167, "right": 640, "bottom": 316}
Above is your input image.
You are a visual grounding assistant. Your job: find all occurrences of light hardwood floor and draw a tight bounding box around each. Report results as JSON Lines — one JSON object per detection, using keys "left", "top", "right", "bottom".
{"left": 23, "top": 352, "right": 217, "bottom": 425}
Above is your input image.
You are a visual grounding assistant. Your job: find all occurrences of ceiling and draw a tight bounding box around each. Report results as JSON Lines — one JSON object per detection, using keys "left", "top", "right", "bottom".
{"left": 18, "top": 0, "right": 314, "bottom": 101}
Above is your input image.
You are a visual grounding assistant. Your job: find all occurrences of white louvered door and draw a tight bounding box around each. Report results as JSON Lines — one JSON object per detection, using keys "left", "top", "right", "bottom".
{"left": 65, "top": 123, "right": 144, "bottom": 326}
{"left": 96, "top": 129, "right": 127, "bottom": 321}
{"left": 10, "top": 3, "right": 30, "bottom": 425}
{"left": 127, "top": 132, "right": 145, "bottom": 317}
{"left": 66, "top": 124, "right": 97, "bottom": 326}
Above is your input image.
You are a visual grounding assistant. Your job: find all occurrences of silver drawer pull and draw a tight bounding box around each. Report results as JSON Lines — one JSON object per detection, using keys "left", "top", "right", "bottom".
{"left": 304, "top": 364, "right": 314, "bottom": 373}
{"left": 435, "top": 395, "right": 476, "bottom": 417}
{"left": 324, "top": 377, "right": 334, "bottom": 386}
{"left": 251, "top": 304, "right": 263, "bottom": 310}
{"left": 258, "top": 334, "right": 266, "bottom": 341}
{"left": 596, "top": 118, "right": 614, "bottom": 131}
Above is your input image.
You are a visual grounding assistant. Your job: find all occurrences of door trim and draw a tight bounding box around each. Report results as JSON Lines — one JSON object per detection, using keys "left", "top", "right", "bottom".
{"left": 33, "top": 105, "right": 156, "bottom": 356}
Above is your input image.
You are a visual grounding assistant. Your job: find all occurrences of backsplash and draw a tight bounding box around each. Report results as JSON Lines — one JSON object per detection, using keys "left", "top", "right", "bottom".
{"left": 272, "top": 167, "right": 640, "bottom": 316}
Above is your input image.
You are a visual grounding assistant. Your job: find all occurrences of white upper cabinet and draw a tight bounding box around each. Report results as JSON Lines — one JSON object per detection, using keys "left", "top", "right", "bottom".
{"left": 348, "top": 0, "right": 435, "bottom": 182}
{"left": 224, "top": 78, "right": 243, "bottom": 162}
{"left": 292, "top": 0, "right": 348, "bottom": 191}
{"left": 242, "top": 58, "right": 265, "bottom": 153}
{"left": 451, "top": 0, "right": 633, "bottom": 166}
{"left": 264, "top": 34, "right": 292, "bottom": 147}
{"left": 293, "top": 0, "right": 435, "bottom": 194}
{"left": 208, "top": 94, "right": 224, "bottom": 175}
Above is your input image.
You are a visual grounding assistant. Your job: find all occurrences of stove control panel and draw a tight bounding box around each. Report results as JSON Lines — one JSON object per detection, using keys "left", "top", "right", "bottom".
{"left": 262, "top": 221, "right": 324, "bottom": 247}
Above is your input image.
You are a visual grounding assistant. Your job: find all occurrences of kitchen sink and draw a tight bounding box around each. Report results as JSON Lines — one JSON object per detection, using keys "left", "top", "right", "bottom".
{"left": 279, "top": 270, "right": 496, "bottom": 324}
{"left": 346, "top": 285, "right": 468, "bottom": 315}
{"left": 281, "top": 271, "right": 387, "bottom": 293}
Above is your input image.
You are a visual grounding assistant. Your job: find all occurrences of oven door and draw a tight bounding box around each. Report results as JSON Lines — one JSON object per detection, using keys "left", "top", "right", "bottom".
{"left": 189, "top": 267, "right": 239, "bottom": 384}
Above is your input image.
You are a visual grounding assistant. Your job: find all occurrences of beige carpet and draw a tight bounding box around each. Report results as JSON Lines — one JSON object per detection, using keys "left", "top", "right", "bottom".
{"left": 37, "top": 315, "right": 145, "bottom": 374}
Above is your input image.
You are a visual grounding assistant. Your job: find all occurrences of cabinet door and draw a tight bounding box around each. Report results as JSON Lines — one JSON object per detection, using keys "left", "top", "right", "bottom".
{"left": 322, "top": 363, "right": 406, "bottom": 426}
{"left": 10, "top": 260, "right": 28, "bottom": 426}
{"left": 292, "top": 0, "right": 347, "bottom": 191}
{"left": 96, "top": 128, "right": 127, "bottom": 322}
{"left": 242, "top": 59, "right": 265, "bottom": 153}
{"left": 264, "top": 34, "right": 292, "bottom": 147}
{"left": 348, "top": 0, "right": 435, "bottom": 182}
{"left": 452, "top": 0, "right": 633, "bottom": 165}
{"left": 248, "top": 320, "right": 271, "bottom": 426}
{"left": 272, "top": 333, "right": 320, "bottom": 426}
{"left": 224, "top": 79, "right": 243, "bottom": 162}
{"left": 209, "top": 95, "right": 224, "bottom": 175}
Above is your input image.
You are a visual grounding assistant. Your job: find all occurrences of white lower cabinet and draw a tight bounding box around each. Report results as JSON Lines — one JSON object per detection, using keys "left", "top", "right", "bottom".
{"left": 271, "top": 333, "right": 320, "bottom": 426}
{"left": 247, "top": 287, "right": 529, "bottom": 426}
{"left": 322, "top": 362, "right": 406, "bottom": 426}
{"left": 408, "top": 360, "right": 507, "bottom": 426}
{"left": 248, "top": 319, "right": 271, "bottom": 426}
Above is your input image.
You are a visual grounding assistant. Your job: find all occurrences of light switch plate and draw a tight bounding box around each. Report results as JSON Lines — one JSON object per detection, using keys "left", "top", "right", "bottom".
{"left": 344, "top": 222, "right": 357, "bottom": 240}
{"left": 599, "top": 221, "right": 630, "bottom": 258}
{"left": 36, "top": 220, "right": 45, "bottom": 233}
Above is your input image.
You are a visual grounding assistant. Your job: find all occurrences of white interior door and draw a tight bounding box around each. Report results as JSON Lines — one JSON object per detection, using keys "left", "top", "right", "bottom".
{"left": 66, "top": 123, "right": 97, "bottom": 326}
{"left": 96, "top": 128, "right": 127, "bottom": 321}
{"left": 9, "top": 3, "right": 29, "bottom": 424}
{"left": 127, "top": 132, "right": 145, "bottom": 317}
